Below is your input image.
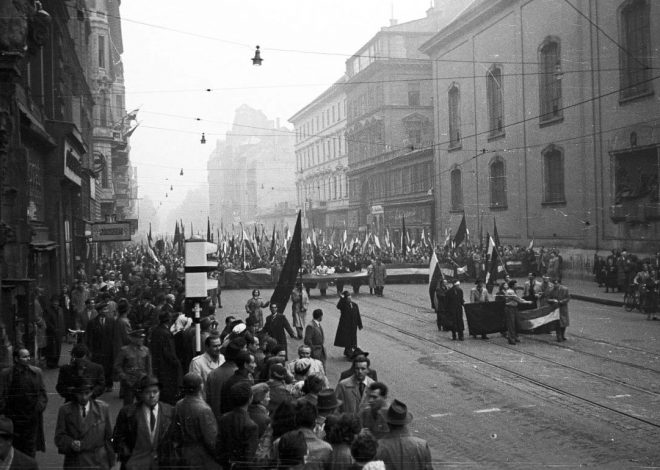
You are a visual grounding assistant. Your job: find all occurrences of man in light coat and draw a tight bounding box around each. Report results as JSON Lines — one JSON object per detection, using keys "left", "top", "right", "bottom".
{"left": 335, "top": 355, "right": 374, "bottom": 415}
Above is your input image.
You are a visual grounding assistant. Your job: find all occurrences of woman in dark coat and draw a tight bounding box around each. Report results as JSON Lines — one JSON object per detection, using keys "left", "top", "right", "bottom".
{"left": 334, "top": 291, "right": 363, "bottom": 357}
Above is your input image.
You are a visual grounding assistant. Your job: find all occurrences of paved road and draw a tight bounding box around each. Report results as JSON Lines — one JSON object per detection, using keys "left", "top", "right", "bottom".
{"left": 36, "top": 283, "right": 660, "bottom": 469}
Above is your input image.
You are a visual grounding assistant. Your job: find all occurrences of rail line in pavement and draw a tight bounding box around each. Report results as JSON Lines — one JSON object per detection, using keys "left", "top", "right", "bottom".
{"left": 320, "top": 295, "right": 660, "bottom": 431}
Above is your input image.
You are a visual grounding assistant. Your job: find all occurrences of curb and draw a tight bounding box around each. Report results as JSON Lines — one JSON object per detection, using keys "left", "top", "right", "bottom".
{"left": 572, "top": 293, "right": 624, "bottom": 308}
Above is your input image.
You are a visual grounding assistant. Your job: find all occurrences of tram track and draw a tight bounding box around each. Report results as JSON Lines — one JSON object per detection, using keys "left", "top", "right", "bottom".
{"left": 319, "top": 294, "right": 660, "bottom": 431}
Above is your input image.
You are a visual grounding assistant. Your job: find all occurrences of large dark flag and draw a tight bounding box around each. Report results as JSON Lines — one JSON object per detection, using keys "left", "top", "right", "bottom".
{"left": 428, "top": 252, "right": 443, "bottom": 309}
{"left": 453, "top": 212, "right": 468, "bottom": 247}
{"left": 493, "top": 217, "right": 501, "bottom": 248}
{"left": 269, "top": 224, "right": 276, "bottom": 261}
{"left": 464, "top": 302, "right": 506, "bottom": 336}
{"left": 270, "top": 211, "right": 302, "bottom": 313}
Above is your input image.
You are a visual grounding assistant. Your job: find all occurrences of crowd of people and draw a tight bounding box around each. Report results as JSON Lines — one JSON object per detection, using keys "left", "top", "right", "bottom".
{"left": 0, "top": 244, "right": 434, "bottom": 469}
{"left": 593, "top": 249, "right": 660, "bottom": 318}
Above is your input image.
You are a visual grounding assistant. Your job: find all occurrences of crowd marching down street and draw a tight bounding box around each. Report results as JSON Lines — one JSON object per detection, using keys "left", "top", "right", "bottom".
{"left": 0, "top": 213, "right": 657, "bottom": 469}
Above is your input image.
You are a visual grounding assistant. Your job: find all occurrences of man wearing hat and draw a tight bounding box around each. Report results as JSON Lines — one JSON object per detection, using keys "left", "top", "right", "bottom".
{"left": 114, "top": 329, "right": 152, "bottom": 405}
{"left": 0, "top": 416, "right": 38, "bottom": 469}
{"left": 335, "top": 354, "right": 374, "bottom": 415}
{"left": 54, "top": 378, "right": 115, "bottom": 469}
{"left": 172, "top": 373, "right": 220, "bottom": 469}
{"left": 445, "top": 280, "right": 465, "bottom": 341}
{"left": 314, "top": 388, "right": 342, "bottom": 439}
{"left": 56, "top": 344, "right": 105, "bottom": 402}
{"left": 547, "top": 278, "right": 571, "bottom": 342}
{"left": 85, "top": 302, "right": 117, "bottom": 392}
{"left": 376, "top": 400, "right": 433, "bottom": 470}
{"left": 248, "top": 383, "right": 271, "bottom": 439}
{"left": 149, "top": 310, "right": 182, "bottom": 405}
{"left": 0, "top": 349, "right": 47, "bottom": 458}
{"left": 334, "top": 291, "right": 363, "bottom": 358}
{"left": 112, "top": 375, "right": 175, "bottom": 470}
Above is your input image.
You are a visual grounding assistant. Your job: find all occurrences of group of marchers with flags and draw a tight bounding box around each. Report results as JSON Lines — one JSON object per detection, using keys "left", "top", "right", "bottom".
{"left": 428, "top": 213, "right": 568, "bottom": 339}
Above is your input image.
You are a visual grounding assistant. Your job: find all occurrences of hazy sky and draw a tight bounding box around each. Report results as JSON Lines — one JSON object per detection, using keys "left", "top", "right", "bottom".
{"left": 121, "top": 0, "right": 439, "bottom": 218}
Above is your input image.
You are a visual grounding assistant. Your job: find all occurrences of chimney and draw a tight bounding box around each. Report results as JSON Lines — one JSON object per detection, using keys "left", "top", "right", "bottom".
{"left": 389, "top": 18, "right": 398, "bottom": 26}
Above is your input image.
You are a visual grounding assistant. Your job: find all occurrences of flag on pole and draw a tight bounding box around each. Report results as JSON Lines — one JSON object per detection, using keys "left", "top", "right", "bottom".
{"left": 374, "top": 235, "right": 381, "bottom": 250}
{"left": 207, "top": 218, "right": 211, "bottom": 241}
{"left": 429, "top": 252, "right": 443, "bottom": 309}
{"left": 270, "top": 211, "right": 302, "bottom": 313}
{"left": 493, "top": 217, "right": 501, "bottom": 248}
{"left": 528, "top": 239, "right": 534, "bottom": 250}
{"left": 453, "top": 212, "right": 468, "bottom": 247}
{"left": 269, "top": 224, "right": 276, "bottom": 260}
{"left": 401, "top": 215, "right": 407, "bottom": 258}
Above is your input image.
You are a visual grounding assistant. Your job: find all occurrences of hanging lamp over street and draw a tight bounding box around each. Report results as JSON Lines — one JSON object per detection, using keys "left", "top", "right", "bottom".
{"left": 251, "top": 45, "right": 263, "bottom": 66}
{"left": 200, "top": 132, "right": 206, "bottom": 144}
{"left": 180, "top": 168, "right": 184, "bottom": 176}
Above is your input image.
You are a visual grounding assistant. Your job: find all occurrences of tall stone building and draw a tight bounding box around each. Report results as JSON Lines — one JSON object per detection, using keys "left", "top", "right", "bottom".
{"left": 421, "top": 0, "right": 660, "bottom": 262}
{"left": 208, "top": 105, "right": 296, "bottom": 230}
{"left": 345, "top": 2, "right": 470, "bottom": 243}
{"left": 289, "top": 76, "right": 348, "bottom": 231}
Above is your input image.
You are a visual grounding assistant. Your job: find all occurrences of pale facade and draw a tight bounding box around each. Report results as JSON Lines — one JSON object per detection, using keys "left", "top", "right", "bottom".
{"left": 289, "top": 76, "right": 349, "bottom": 231}
{"left": 421, "top": 0, "right": 660, "bottom": 256}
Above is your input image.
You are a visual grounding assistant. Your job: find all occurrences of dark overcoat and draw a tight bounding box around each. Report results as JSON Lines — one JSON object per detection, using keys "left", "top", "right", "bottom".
{"left": 333, "top": 298, "right": 362, "bottom": 348}
{"left": 149, "top": 324, "right": 182, "bottom": 405}
{"left": 445, "top": 286, "right": 465, "bottom": 332}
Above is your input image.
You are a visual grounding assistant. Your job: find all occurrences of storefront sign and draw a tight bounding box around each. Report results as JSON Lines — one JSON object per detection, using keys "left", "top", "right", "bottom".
{"left": 64, "top": 141, "right": 82, "bottom": 186}
{"left": 91, "top": 222, "right": 132, "bottom": 242}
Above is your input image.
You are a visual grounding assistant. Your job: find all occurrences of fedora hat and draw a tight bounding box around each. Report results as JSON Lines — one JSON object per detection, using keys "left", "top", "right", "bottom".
{"left": 0, "top": 416, "right": 14, "bottom": 438}
{"left": 128, "top": 328, "right": 146, "bottom": 338}
{"left": 67, "top": 378, "right": 93, "bottom": 395}
{"left": 386, "top": 399, "right": 413, "bottom": 426}
{"left": 136, "top": 374, "right": 161, "bottom": 392}
{"left": 317, "top": 389, "right": 342, "bottom": 411}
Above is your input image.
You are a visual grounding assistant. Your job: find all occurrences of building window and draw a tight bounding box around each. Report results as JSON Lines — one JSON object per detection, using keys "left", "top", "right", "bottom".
{"left": 542, "top": 145, "right": 565, "bottom": 203}
{"left": 539, "top": 39, "right": 563, "bottom": 122}
{"left": 408, "top": 82, "right": 421, "bottom": 106}
{"left": 450, "top": 168, "right": 463, "bottom": 211}
{"left": 489, "top": 157, "right": 507, "bottom": 208}
{"left": 98, "top": 35, "right": 105, "bottom": 69}
{"left": 486, "top": 65, "right": 504, "bottom": 137}
{"left": 448, "top": 83, "right": 461, "bottom": 147}
{"left": 619, "top": 0, "right": 652, "bottom": 99}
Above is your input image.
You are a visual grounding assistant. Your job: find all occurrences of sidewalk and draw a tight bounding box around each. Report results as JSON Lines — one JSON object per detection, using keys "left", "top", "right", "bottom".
{"left": 563, "top": 277, "right": 625, "bottom": 307}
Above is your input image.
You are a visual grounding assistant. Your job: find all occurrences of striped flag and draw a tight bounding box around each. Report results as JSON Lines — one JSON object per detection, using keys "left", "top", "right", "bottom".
{"left": 428, "top": 252, "right": 443, "bottom": 309}
{"left": 517, "top": 305, "right": 560, "bottom": 330}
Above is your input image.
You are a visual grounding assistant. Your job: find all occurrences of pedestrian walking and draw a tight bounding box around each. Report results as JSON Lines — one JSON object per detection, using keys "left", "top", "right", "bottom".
{"left": 245, "top": 289, "right": 269, "bottom": 330}
{"left": 446, "top": 280, "right": 465, "bottom": 341}
{"left": 335, "top": 354, "right": 374, "bottom": 415}
{"left": 0, "top": 416, "right": 39, "bottom": 469}
{"left": 376, "top": 400, "right": 433, "bottom": 470}
{"left": 0, "top": 349, "right": 47, "bottom": 458}
{"left": 265, "top": 303, "right": 296, "bottom": 361}
{"left": 304, "top": 309, "right": 326, "bottom": 366}
{"left": 149, "top": 311, "right": 183, "bottom": 405}
{"left": 54, "top": 379, "right": 115, "bottom": 470}
{"left": 334, "top": 291, "right": 363, "bottom": 358}
{"left": 172, "top": 373, "right": 221, "bottom": 470}
{"left": 373, "top": 258, "right": 387, "bottom": 297}
{"left": 114, "top": 329, "right": 152, "bottom": 405}
{"left": 56, "top": 343, "right": 105, "bottom": 402}
{"left": 85, "top": 303, "right": 116, "bottom": 391}
{"left": 290, "top": 282, "right": 309, "bottom": 339}
{"left": 504, "top": 280, "right": 533, "bottom": 345}
{"left": 44, "top": 294, "right": 65, "bottom": 368}
{"left": 547, "top": 278, "right": 570, "bottom": 342}
{"left": 112, "top": 375, "right": 175, "bottom": 470}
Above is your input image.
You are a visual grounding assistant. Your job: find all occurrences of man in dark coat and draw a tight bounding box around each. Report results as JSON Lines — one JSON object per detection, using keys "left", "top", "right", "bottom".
{"left": 85, "top": 303, "right": 117, "bottom": 391}
{"left": 0, "top": 349, "right": 48, "bottom": 458}
{"left": 445, "top": 280, "right": 465, "bottom": 341}
{"left": 303, "top": 309, "right": 326, "bottom": 366}
{"left": 265, "top": 304, "right": 296, "bottom": 361}
{"left": 44, "top": 294, "right": 66, "bottom": 368}
{"left": 216, "top": 381, "right": 259, "bottom": 469}
{"left": 149, "top": 311, "right": 182, "bottom": 405}
{"left": 0, "top": 416, "right": 39, "bottom": 470}
{"left": 56, "top": 343, "right": 105, "bottom": 402}
{"left": 334, "top": 291, "right": 363, "bottom": 357}
{"left": 112, "top": 375, "right": 175, "bottom": 469}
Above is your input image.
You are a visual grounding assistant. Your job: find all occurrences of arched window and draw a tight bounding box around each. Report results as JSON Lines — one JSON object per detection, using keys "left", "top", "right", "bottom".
{"left": 489, "top": 157, "right": 507, "bottom": 208}
{"left": 539, "top": 38, "right": 562, "bottom": 122}
{"left": 619, "top": 0, "right": 652, "bottom": 99}
{"left": 486, "top": 65, "right": 504, "bottom": 137}
{"left": 450, "top": 168, "right": 463, "bottom": 211}
{"left": 543, "top": 145, "right": 565, "bottom": 203}
{"left": 448, "top": 83, "right": 461, "bottom": 147}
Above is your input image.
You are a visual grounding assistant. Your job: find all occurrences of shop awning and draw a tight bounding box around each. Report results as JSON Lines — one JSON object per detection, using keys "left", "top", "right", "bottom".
{"left": 30, "top": 241, "right": 57, "bottom": 252}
